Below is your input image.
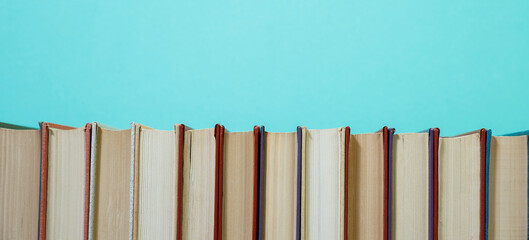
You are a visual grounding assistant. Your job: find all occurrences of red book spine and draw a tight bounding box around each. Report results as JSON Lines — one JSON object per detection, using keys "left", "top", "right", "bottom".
{"left": 382, "top": 126, "right": 389, "bottom": 240}
{"left": 176, "top": 124, "right": 185, "bottom": 240}
{"left": 252, "top": 126, "right": 260, "bottom": 240}
{"left": 433, "top": 128, "right": 440, "bottom": 240}
{"left": 344, "top": 127, "right": 350, "bottom": 240}
{"left": 479, "top": 129, "right": 487, "bottom": 240}
{"left": 39, "top": 123, "right": 50, "bottom": 240}
{"left": 214, "top": 124, "right": 225, "bottom": 240}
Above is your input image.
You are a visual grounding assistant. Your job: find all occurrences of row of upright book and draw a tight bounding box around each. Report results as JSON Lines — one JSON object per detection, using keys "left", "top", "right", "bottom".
{"left": 0, "top": 122, "right": 527, "bottom": 240}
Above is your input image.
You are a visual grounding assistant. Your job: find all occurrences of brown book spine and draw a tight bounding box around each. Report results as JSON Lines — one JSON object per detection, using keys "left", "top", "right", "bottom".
{"left": 214, "top": 124, "right": 225, "bottom": 240}
{"left": 344, "top": 127, "right": 350, "bottom": 240}
{"left": 433, "top": 128, "right": 440, "bottom": 240}
{"left": 38, "top": 123, "right": 50, "bottom": 240}
{"left": 218, "top": 125, "right": 225, "bottom": 240}
{"left": 382, "top": 126, "right": 389, "bottom": 240}
{"left": 176, "top": 124, "right": 185, "bottom": 240}
{"left": 479, "top": 128, "right": 487, "bottom": 240}
{"left": 252, "top": 126, "right": 260, "bottom": 240}
{"left": 214, "top": 125, "right": 220, "bottom": 240}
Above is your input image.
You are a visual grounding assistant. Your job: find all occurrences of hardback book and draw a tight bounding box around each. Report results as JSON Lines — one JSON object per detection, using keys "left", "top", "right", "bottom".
{"left": 299, "top": 127, "right": 348, "bottom": 240}
{"left": 217, "top": 125, "right": 260, "bottom": 240}
{"left": 438, "top": 129, "right": 490, "bottom": 240}
{"left": 347, "top": 127, "right": 393, "bottom": 240}
{"left": 488, "top": 131, "right": 528, "bottom": 239}
{"left": 257, "top": 126, "right": 299, "bottom": 240}
{"left": 129, "top": 123, "right": 185, "bottom": 240}
{"left": 38, "top": 122, "right": 92, "bottom": 240}
{"left": 391, "top": 129, "right": 439, "bottom": 240}
{"left": 182, "top": 126, "right": 217, "bottom": 239}
{"left": 88, "top": 123, "right": 131, "bottom": 240}
{"left": 0, "top": 123, "right": 41, "bottom": 240}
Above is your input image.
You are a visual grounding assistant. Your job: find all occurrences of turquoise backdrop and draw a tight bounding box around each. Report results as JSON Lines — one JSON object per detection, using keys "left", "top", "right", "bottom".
{"left": 1, "top": 0, "right": 528, "bottom": 135}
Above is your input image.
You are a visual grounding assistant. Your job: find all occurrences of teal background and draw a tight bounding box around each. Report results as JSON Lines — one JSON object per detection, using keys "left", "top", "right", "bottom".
{"left": 1, "top": 0, "right": 528, "bottom": 135}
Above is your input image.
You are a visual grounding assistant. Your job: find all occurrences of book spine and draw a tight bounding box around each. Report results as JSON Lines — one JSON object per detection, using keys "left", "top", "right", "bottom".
{"left": 484, "top": 129, "right": 491, "bottom": 240}
{"left": 383, "top": 126, "right": 388, "bottom": 240}
{"left": 387, "top": 128, "right": 395, "bottom": 240}
{"left": 257, "top": 126, "right": 265, "bottom": 240}
{"left": 83, "top": 123, "right": 92, "bottom": 240}
{"left": 129, "top": 123, "right": 138, "bottom": 240}
{"left": 296, "top": 126, "right": 302, "bottom": 240}
{"left": 38, "top": 123, "right": 49, "bottom": 240}
{"left": 176, "top": 124, "right": 185, "bottom": 240}
{"left": 88, "top": 124, "right": 97, "bottom": 240}
{"left": 344, "top": 127, "right": 350, "bottom": 240}
{"left": 214, "top": 124, "right": 225, "bottom": 240}
{"left": 429, "top": 128, "right": 440, "bottom": 240}
{"left": 433, "top": 129, "right": 439, "bottom": 240}
{"left": 479, "top": 129, "right": 487, "bottom": 240}
{"left": 252, "top": 126, "right": 260, "bottom": 240}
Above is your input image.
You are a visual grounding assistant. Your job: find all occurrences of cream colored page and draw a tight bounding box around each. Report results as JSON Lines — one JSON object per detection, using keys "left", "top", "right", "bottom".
{"left": 94, "top": 128, "right": 131, "bottom": 240}
{"left": 304, "top": 128, "right": 344, "bottom": 240}
{"left": 392, "top": 133, "right": 429, "bottom": 240}
{"left": 182, "top": 129, "right": 215, "bottom": 239}
{"left": 47, "top": 128, "right": 86, "bottom": 240}
{"left": 0, "top": 129, "right": 40, "bottom": 240}
{"left": 263, "top": 132, "right": 297, "bottom": 240}
{"left": 137, "top": 129, "right": 177, "bottom": 239}
{"left": 348, "top": 132, "right": 384, "bottom": 240}
{"left": 438, "top": 134, "right": 480, "bottom": 240}
{"left": 489, "top": 136, "right": 528, "bottom": 239}
{"left": 222, "top": 131, "right": 255, "bottom": 239}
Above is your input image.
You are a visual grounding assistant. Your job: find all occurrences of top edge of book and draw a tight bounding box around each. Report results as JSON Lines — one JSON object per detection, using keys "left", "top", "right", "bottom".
{"left": 132, "top": 123, "right": 186, "bottom": 132}
{"left": 0, "top": 122, "right": 37, "bottom": 130}
{"left": 441, "top": 129, "right": 486, "bottom": 139}
{"left": 503, "top": 130, "right": 529, "bottom": 136}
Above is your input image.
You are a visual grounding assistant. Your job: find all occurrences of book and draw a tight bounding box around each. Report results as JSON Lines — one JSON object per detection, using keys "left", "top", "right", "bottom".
{"left": 38, "top": 122, "right": 92, "bottom": 240}
{"left": 438, "top": 129, "right": 490, "bottom": 240}
{"left": 6, "top": 120, "right": 529, "bottom": 239}
{"left": 257, "top": 126, "right": 299, "bottom": 240}
{"left": 218, "top": 126, "right": 260, "bottom": 240}
{"left": 300, "top": 127, "right": 348, "bottom": 239}
{"left": 347, "top": 127, "right": 393, "bottom": 240}
{"left": 129, "top": 123, "right": 184, "bottom": 240}
{"left": 0, "top": 123, "right": 41, "bottom": 240}
{"left": 182, "top": 127, "right": 216, "bottom": 239}
{"left": 88, "top": 123, "right": 131, "bottom": 240}
{"left": 488, "top": 131, "right": 528, "bottom": 239}
{"left": 391, "top": 129, "right": 439, "bottom": 240}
